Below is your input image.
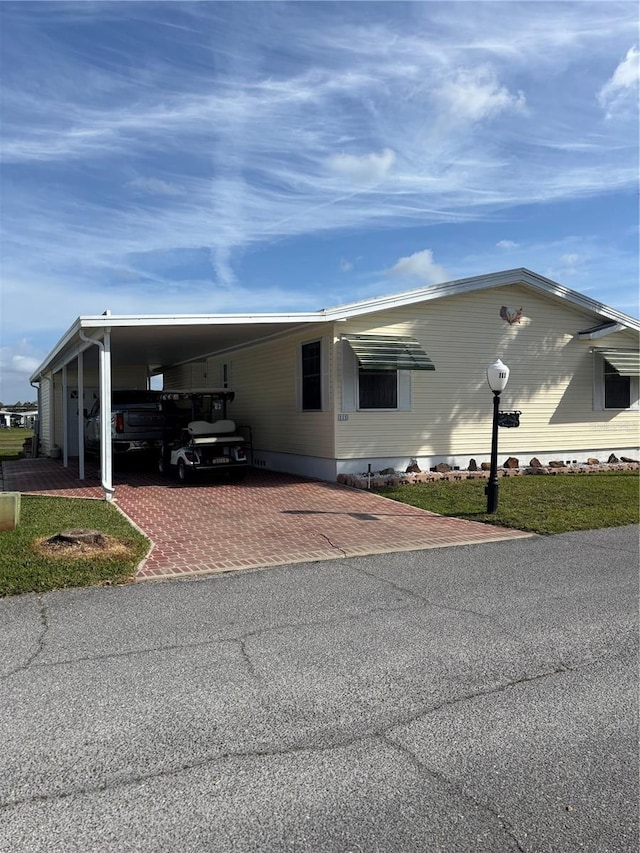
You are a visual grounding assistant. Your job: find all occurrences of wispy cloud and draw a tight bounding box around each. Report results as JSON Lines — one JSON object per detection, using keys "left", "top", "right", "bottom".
{"left": 598, "top": 45, "right": 640, "bottom": 117}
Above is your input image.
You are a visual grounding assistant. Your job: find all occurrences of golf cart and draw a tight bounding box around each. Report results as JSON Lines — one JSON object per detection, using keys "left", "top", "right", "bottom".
{"left": 157, "top": 390, "right": 250, "bottom": 482}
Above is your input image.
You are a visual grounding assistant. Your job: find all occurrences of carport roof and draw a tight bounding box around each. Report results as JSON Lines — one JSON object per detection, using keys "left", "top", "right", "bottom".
{"left": 30, "top": 267, "right": 640, "bottom": 382}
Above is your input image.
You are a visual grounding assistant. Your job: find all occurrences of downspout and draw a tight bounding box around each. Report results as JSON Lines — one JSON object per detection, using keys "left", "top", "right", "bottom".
{"left": 79, "top": 329, "right": 115, "bottom": 501}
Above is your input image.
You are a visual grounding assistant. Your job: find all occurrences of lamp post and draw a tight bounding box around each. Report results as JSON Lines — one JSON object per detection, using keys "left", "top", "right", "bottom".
{"left": 485, "top": 358, "right": 510, "bottom": 514}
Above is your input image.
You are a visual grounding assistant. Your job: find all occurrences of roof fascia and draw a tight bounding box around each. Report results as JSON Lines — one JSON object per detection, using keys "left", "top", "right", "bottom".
{"left": 78, "top": 312, "right": 325, "bottom": 329}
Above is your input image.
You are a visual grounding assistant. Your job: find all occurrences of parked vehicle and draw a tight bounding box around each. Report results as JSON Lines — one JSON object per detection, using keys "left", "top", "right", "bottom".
{"left": 84, "top": 390, "right": 164, "bottom": 456}
{"left": 157, "top": 390, "right": 250, "bottom": 482}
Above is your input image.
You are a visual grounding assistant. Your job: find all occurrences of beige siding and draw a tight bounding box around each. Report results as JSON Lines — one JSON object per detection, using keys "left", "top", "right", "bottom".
{"left": 205, "top": 327, "right": 335, "bottom": 458}
{"left": 163, "top": 362, "right": 208, "bottom": 390}
{"left": 38, "top": 376, "right": 52, "bottom": 455}
{"left": 334, "top": 284, "right": 640, "bottom": 459}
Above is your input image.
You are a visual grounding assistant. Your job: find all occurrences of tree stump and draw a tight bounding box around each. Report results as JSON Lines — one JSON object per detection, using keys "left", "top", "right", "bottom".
{"left": 46, "top": 529, "right": 107, "bottom": 547}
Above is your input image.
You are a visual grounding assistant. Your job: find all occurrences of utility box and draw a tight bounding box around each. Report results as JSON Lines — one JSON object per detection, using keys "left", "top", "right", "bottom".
{"left": 0, "top": 492, "right": 21, "bottom": 531}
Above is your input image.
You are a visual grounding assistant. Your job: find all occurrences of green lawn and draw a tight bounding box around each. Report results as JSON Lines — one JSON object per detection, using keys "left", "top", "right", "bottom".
{"left": 0, "top": 428, "right": 33, "bottom": 461}
{"left": 376, "top": 471, "right": 639, "bottom": 535}
{"left": 0, "top": 495, "right": 149, "bottom": 597}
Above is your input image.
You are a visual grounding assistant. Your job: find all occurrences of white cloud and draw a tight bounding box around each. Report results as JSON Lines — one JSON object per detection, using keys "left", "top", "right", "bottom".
{"left": 434, "top": 66, "right": 526, "bottom": 123}
{"left": 327, "top": 149, "right": 396, "bottom": 183}
{"left": 560, "top": 253, "right": 582, "bottom": 265}
{"left": 128, "top": 176, "right": 181, "bottom": 196}
{"left": 497, "top": 240, "right": 518, "bottom": 249}
{"left": 387, "top": 249, "right": 447, "bottom": 284}
{"left": 340, "top": 258, "right": 354, "bottom": 272}
{"left": 598, "top": 45, "right": 640, "bottom": 116}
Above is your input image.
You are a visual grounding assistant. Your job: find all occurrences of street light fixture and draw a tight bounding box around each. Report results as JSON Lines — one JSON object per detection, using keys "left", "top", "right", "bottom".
{"left": 485, "top": 358, "right": 510, "bottom": 513}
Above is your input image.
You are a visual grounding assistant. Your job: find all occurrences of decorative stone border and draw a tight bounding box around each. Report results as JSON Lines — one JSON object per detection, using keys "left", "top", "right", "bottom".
{"left": 337, "top": 460, "right": 639, "bottom": 489}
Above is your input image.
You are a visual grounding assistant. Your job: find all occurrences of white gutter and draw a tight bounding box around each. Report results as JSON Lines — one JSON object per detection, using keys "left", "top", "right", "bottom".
{"left": 79, "top": 328, "right": 114, "bottom": 501}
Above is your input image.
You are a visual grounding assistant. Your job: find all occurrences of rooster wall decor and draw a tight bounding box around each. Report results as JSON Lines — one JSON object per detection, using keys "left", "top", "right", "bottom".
{"left": 500, "top": 306, "right": 523, "bottom": 325}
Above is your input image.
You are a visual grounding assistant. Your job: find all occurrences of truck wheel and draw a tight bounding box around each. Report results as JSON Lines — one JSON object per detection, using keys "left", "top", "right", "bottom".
{"left": 177, "top": 460, "right": 189, "bottom": 482}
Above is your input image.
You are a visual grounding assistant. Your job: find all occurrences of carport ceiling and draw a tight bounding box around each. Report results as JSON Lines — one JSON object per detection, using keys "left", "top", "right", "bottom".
{"left": 96, "top": 320, "right": 318, "bottom": 368}
{"left": 34, "top": 314, "right": 326, "bottom": 380}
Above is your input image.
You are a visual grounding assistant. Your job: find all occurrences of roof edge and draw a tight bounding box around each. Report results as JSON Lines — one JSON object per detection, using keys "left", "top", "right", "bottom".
{"left": 322, "top": 267, "right": 640, "bottom": 331}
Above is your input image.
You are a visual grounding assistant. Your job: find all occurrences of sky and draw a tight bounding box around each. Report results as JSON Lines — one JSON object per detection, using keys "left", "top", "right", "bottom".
{"left": 0, "top": 0, "right": 638, "bottom": 403}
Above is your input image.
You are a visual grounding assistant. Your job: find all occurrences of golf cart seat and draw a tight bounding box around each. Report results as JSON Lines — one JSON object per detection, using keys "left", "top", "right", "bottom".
{"left": 188, "top": 419, "right": 237, "bottom": 437}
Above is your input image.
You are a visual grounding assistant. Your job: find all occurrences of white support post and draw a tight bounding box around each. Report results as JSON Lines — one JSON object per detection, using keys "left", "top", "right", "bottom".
{"left": 100, "top": 329, "right": 113, "bottom": 500}
{"left": 78, "top": 350, "right": 85, "bottom": 480}
{"left": 62, "top": 365, "right": 69, "bottom": 468}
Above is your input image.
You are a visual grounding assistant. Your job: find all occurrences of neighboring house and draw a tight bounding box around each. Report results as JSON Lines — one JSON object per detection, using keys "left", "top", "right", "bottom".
{"left": 29, "top": 269, "right": 639, "bottom": 499}
{"left": 0, "top": 410, "right": 37, "bottom": 428}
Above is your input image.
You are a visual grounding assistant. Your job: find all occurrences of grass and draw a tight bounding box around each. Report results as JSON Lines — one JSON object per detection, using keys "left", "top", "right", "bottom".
{"left": 0, "top": 428, "right": 33, "bottom": 462}
{"left": 376, "top": 471, "right": 639, "bottom": 535}
{"left": 0, "top": 495, "right": 149, "bottom": 597}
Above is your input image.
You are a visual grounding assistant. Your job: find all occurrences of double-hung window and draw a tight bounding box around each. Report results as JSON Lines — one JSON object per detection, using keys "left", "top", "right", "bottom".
{"left": 300, "top": 340, "right": 322, "bottom": 411}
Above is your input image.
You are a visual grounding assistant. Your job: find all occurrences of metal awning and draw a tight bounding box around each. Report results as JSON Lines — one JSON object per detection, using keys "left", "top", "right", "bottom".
{"left": 344, "top": 334, "right": 435, "bottom": 371}
{"left": 596, "top": 349, "right": 640, "bottom": 376}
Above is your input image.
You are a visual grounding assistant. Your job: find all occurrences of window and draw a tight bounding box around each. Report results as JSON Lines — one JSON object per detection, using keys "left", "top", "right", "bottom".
{"left": 593, "top": 349, "right": 639, "bottom": 411}
{"left": 341, "top": 335, "right": 434, "bottom": 412}
{"left": 301, "top": 340, "right": 322, "bottom": 410}
{"left": 604, "top": 361, "right": 630, "bottom": 409}
{"left": 358, "top": 369, "right": 398, "bottom": 409}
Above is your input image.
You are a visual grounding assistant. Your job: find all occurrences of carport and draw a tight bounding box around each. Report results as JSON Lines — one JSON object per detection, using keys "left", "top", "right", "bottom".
{"left": 29, "top": 310, "right": 327, "bottom": 500}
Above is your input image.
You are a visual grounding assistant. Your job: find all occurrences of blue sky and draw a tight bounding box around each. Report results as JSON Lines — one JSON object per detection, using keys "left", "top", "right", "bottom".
{"left": 1, "top": 0, "right": 638, "bottom": 403}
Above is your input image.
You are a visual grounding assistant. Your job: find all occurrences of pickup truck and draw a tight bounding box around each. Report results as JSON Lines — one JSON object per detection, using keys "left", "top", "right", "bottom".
{"left": 84, "top": 390, "right": 164, "bottom": 456}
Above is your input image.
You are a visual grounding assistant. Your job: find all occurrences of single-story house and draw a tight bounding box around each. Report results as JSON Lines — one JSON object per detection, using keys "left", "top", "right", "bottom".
{"left": 29, "top": 268, "right": 639, "bottom": 500}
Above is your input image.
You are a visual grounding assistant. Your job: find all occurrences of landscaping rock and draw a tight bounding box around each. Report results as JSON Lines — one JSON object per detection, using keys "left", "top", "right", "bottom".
{"left": 468, "top": 458, "right": 478, "bottom": 471}
{"left": 587, "top": 458, "right": 600, "bottom": 465}
{"left": 548, "top": 460, "right": 565, "bottom": 468}
{"left": 607, "top": 453, "right": 620, "bottom": 464}
{"left": 529, "top": 457, "right": 543, "bottom": 468}
{"left": 405, "top": 462, "right": 421, "bottom": 473}
{"left": 480, "top": 462, "right": 492, "bottom": 471}
{"left": 504, "top": 457, "right": 519, "bottom": 469}
{"left": 621, "top": 457, "right": 638, "bottom": 464}
{"left": 435, "top": 462, "right": 452, "bottom": 473}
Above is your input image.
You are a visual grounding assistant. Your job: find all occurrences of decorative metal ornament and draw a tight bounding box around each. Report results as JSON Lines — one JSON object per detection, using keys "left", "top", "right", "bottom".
{"left": 500, "top": 306, "right": 523, "bottom": 325}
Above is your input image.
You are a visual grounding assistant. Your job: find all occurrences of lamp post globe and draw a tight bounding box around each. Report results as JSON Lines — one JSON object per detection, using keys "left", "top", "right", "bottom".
{"left": 485, "top": 358, "right": 510, "bottom": 514}
{"left": 487, "top": 358, "right": 510, "bottom": 393}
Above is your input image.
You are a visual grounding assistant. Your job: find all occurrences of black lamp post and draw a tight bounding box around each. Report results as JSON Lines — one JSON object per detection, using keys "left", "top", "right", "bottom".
{"left": 485, "top": 358, "right": 510, "bottom": 514}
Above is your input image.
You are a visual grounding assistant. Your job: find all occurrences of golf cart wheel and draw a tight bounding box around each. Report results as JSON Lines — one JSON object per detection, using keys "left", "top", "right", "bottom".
{"left": 158, "top": 455, "right": 167, "bottom": 475}
{"left": 177, "top": 460, "right": 190, "bottom": 483}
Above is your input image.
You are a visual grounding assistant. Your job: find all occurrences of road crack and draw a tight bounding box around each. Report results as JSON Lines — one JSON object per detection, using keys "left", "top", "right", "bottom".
{"left": 1, "top": 595, "right": 48, "bottom": 679}
{"left": 379, "top": 734, "right": 528, "bottom": 852}
{"left": 0, "top": 653, "right": 613, "bottom": 812}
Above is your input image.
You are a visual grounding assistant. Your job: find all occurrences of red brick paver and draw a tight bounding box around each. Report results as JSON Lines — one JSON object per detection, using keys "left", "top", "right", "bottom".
{"left": 3, "top": 458, "right": 532, "bottom": 581}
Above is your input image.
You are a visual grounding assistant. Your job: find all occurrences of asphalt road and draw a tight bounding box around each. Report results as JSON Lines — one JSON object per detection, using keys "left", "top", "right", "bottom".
{"left": 1, "top": 525, "right": 638, "bottom": 852}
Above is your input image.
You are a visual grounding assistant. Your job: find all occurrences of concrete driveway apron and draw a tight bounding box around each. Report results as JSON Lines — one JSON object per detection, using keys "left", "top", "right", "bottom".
{"left": 3, "top": 460, "right": 532, "bottom": 580}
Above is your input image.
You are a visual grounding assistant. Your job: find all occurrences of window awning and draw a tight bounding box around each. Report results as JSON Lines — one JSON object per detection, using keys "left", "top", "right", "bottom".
{"left": 597, "top": 349, "right": 640, "bottom": 376}
{"left": 344, "top": 334, "right": 435, "bottom": 371}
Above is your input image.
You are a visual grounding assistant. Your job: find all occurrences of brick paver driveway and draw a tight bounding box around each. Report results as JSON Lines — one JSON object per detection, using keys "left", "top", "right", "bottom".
{"left": 3, "top": 458, "right": 532, "bottom": 581}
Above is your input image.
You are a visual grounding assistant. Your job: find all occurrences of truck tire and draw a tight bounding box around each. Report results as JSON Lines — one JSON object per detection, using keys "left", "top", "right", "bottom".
{"left": 177, "top": 459, "right": 189, "bottom": 483}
